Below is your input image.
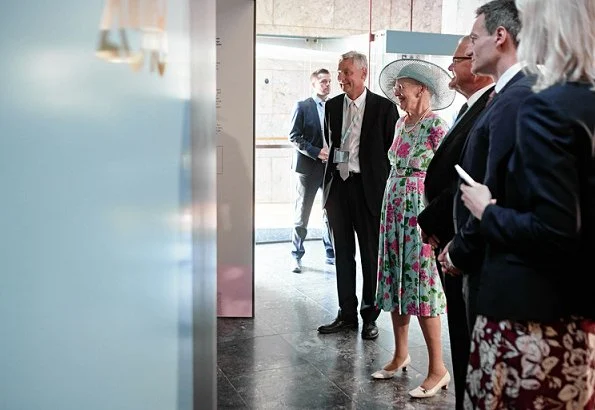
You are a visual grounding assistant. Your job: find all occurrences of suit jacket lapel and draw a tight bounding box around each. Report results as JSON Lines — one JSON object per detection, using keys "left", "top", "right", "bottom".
{"left": 456, "top": 86, "right": 497, "bottom": 162}
{"left": 498, "top": 71, "right": 524, "bottom": 94}
{"left": 434, "top": 87, "right": 492, "bottom": 160}
{"left": 488, "top": 72, "right": 525, "bottom": 107}
{"left": 360, "top": 89, "right": 376, "bottom": 142}
{"left": 452, "top": 87, "right": 493, "bottom": 134}
{"left": 308, "top": 98, "right": 322, "bottom": 141}
{"left": 329, "top": 95, "right": 345, "bottom": 150}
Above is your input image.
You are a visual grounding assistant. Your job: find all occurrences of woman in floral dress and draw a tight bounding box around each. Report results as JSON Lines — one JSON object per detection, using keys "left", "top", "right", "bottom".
{"left": 371, "top": 59, "right": 455, "bottom": 399}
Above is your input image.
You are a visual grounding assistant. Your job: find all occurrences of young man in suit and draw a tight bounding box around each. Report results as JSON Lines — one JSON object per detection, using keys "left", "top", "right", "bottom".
{"left": 288, "top": 68, "right": 335, "bottom": 273}
{"left": 438, "top": 0, "right": 534, "bottom": 333}
{"left": 417, "top": 35, "right": 493, "bottom": 410}
{"left": 317, "top": 51, "right": 398, "bottom": 340}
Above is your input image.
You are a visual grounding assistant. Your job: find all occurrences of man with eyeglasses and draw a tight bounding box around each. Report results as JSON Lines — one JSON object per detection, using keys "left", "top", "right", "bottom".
{"left": 436, "top": 0, "right": 536, "bottom": 405}
{"left": 417, "top": 34, "right": 493, "bottom": 410}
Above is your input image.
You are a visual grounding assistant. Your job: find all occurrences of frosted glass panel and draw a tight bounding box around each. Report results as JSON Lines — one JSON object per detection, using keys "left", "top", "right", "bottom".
{"left": 0, "top": 0, "right": 195, "bottom": 409}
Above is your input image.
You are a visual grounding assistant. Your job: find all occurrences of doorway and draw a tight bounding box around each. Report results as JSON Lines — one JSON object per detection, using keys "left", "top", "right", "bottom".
{"left": 254, "top": 34, "right": 369, "bottom": 248}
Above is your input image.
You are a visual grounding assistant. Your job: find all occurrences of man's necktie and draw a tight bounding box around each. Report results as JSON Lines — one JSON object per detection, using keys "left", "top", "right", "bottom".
{"left": 487, "top": 89, "right": 497, "bottom": 105}
{"left": 319, "top": 101, "right": 328, "bottom": 149}
{"left": 338, "top": 102, "right": 356, "bottom": 180}
{"left": 456, "top": 103, "right": 469, "bottom": 121}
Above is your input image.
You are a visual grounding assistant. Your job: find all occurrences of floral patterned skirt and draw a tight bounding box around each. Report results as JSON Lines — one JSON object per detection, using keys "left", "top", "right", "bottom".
{"left": 375, "top": 174, "right": 446, "bottom": 316}
{"left": 465, "top": 315, "right": 595, "bottom": 410}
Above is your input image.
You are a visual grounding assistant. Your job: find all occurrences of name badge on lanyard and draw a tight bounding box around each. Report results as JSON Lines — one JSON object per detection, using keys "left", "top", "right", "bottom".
{"left": 333, "top": 150, "right": 349, "bottom": 163}
{"left": 334, "top": 103, "right": 361, "bottom": 163}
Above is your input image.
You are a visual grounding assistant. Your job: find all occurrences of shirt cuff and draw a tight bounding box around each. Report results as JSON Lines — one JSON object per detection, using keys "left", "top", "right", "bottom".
{"left": 446, "top": 251, "right": 457, "bottom": 269}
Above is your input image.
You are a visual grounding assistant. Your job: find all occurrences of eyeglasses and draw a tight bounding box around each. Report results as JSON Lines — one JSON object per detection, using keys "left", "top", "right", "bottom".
{"left": 452, "top": 56, "right": 472, "bottom": 64}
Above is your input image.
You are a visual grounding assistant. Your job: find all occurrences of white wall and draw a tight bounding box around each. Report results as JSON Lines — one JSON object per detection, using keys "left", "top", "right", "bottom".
{"left": 216, "top": 0, "right": 255, "bottom": 318}
{"left": 441, "top": 0, "right": 486, "bottom": 35}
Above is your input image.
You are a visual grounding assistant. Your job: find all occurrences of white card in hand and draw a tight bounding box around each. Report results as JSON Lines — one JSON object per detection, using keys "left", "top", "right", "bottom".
{"left": 454, "top": 164, "right": 477, "bottom": 186}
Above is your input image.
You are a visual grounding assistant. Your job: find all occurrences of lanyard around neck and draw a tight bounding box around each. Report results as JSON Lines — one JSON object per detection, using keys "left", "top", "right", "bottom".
{"left": 341, "top": 102, "right": 363, "bottom": 147}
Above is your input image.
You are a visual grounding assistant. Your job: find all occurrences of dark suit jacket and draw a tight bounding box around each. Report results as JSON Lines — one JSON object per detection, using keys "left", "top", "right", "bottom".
{"left": 477, "top": 82, "right": 595, "bottom": 321}
{"left": 289, "top": 97, "right": 325, "bottom": 175}
{"left": 449, "top": 72, "right": 535, "bottom": 272}
{"left": 418, "top": 86, "right": 494, "bottom": 245}
{"left": 322, "top": 89, "right": 398, "bottom": 216}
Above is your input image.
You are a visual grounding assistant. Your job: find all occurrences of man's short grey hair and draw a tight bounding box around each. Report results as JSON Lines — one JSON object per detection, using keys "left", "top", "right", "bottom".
{"left": 476, "top": 0, "right": 521, "bottom": 47}
{"left": 516, "top": 0, "right": 595, "bottom": 92}
{"left": 339, "top": 51, "right": 368, "bottom": 71}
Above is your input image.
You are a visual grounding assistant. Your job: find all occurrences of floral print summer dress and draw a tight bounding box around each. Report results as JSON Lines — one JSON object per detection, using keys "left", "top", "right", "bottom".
{"left": 375, "top": 113, "right": 449, "bottom": 316}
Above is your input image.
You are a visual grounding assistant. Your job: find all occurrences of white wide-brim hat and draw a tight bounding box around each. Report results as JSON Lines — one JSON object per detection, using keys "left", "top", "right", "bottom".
{"left": 379, "top": 58, "right": 456, "bottom": 110}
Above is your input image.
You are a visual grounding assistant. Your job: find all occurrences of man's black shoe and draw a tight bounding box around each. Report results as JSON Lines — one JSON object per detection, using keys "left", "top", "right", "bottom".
{"left": 317, "top": 315, "right": 358, "bottom": 334}
{"left": 292, "top": 259, "right": 302, "bottom": 273}
{"left": 361, "top": 321, "right": 379, "bottom": 340}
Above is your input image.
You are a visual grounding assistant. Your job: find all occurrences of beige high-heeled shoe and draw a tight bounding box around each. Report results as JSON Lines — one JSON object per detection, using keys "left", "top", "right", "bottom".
{"left": 371, "top": 354, "right": 411, "bottom": 379}
{"left": 95, "top": 29, "right": 119, "bottom": 61}
{"left": 408, "top": 370, "right": 451, "bottom": 398}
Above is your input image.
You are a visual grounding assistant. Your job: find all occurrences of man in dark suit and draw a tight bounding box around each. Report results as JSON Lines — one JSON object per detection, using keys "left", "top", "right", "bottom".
{"left": 317, "top": 51, "right": 398, "bottom": 340}
{"left": 438, "top": 0, "right": 534, "bottom": 333}
{"left": 417, "top": 35, "right": 493, "bottom": 410}
{"left": 289, "top": 68, "right": 335, "bottom": 274}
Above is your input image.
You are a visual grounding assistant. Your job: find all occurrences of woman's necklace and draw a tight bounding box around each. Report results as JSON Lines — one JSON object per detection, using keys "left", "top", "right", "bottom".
{"left": 395, "top": 109, "right": 431, "bottom": 176}
{"left": 404, "top": 107, "right": 431, "bottom": 133}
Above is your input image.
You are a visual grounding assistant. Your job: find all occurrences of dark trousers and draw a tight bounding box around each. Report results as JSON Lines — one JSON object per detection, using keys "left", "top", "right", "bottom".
{"left": 291, "top": 170, "right": 334, "bottom": 260}
{"left": 325, "top": 174, "right": 380, "bottom": 323}
{"left": 437, "top": 253, "right": 470, "bottom": 410}
{"left": 462, "top": 272, "right": 480, "bottom": 333}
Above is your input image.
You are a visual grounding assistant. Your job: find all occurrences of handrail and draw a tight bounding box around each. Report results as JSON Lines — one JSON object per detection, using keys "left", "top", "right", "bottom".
{"left": 255, "top": 136, "right": 293, "bottom": 149}
{"left": 255, "top": 143, "right": 293, "bottom": 149}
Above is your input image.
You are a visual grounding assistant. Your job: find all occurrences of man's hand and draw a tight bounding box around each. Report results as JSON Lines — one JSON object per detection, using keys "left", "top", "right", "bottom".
{"left": 318, "top": 147, "right": 329, "bottom": 163}
{"left": 421, "top": 230, "right": 440, "bottom": 248}
{"left": 437, "top": 241, "right": 462, "bottom": 276}
{"left": 460, "top": 183, "right": 496, "bottom": 220}
{"left": 428, "top": 234, "right": 440, "bottom": 248}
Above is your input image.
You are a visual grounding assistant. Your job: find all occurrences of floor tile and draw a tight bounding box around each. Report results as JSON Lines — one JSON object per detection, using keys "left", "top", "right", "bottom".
{"left": 217, "top": 317, "right": 277, "bottom": 344}
{"left": 228, "top": 362, "right": 355, "bottom": 409}
{"left": 218, "top": 334, "right": 307, "bottom": 378}
{"left": 217, "top": 367, "right": 249, "bottom": 409}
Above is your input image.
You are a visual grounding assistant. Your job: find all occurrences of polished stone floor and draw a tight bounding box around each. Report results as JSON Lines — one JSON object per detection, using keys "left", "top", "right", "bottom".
{"left": 217, "top": 240, "right": 456, "bottom": 409}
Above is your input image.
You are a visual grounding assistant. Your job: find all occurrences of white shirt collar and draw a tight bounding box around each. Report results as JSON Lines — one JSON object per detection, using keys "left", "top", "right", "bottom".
{"left": 313, "top": 95, "right": 325, "bottom": 105}
{"left": 467, "top": 83, "right": 495, "bottom": 108}
{"left": 495, "top": 62, "right": 522, "bottom": 93}
{"left": 345, "top": 88, "right": 367, "bottom": 108}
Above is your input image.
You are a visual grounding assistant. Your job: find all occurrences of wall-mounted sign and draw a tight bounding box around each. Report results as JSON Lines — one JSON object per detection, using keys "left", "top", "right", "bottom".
{"left": 96, "top": 0, "right": 168, "bottom": 76}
